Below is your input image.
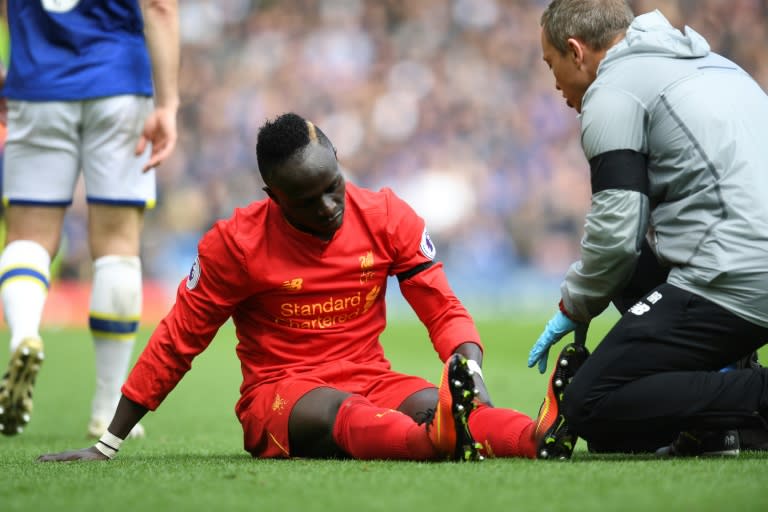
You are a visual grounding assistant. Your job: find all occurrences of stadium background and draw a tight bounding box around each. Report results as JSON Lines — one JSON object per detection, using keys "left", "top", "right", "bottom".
{"left": 2, "top": 0, "right": 767, "bottom": 326}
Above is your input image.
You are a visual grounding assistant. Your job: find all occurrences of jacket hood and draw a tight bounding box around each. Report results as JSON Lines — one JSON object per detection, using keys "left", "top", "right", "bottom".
{"left": 601, "top": 10, "right": 710, "bottom": 70}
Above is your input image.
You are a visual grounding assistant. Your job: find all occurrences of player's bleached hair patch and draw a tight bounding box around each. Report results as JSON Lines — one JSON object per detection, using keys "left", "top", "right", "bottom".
{"left": 306, "top": 121, "right": 318, "bottom": 142}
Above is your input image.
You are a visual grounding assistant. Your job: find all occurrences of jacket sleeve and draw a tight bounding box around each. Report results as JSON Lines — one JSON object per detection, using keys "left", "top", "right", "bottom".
{"left": 561, "top": 188, "right": 649, "bottom": 322}
{"left": 563, "top": 83, "right": 652, "bottom": 322}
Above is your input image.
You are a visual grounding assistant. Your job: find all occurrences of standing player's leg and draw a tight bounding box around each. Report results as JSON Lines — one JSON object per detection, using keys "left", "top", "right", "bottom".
{"left": 0, "top": 208, "right": 64, "bottom": 436}
{"left": 0, "top": 100, "right": 80, "bottom": 435}
{"left": 86, "top": 207, "right": 144, "bottom": 439}
{"left": 82, "top": 95, "right": 155, "bottom": 439}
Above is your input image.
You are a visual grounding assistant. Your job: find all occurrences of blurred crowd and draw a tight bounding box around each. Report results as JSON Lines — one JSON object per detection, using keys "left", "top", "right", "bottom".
{"left": 46, "top": 0, "right": 768, "bottom": 304}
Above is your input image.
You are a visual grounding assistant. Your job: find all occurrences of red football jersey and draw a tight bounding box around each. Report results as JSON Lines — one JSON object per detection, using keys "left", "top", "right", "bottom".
{"left": 123, "top": 182, "right": 481, "bottom": 413}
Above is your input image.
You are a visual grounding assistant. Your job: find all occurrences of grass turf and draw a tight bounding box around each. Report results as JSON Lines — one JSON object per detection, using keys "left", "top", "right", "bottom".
{"left": 1, "top": 314, "right": 768, "bottom": 512}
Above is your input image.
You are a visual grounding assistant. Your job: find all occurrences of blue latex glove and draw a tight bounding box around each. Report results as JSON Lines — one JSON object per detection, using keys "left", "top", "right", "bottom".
{"left": 528, "top": 311, "right": 578, "bottom": 374}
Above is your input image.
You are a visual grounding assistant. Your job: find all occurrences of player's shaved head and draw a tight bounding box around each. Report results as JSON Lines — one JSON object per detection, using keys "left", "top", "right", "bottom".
{"left": 541, "top": 0, "right": 633, "bottom": 54}
{"left": 256, "top": 112, "right": 335, "bottom": 185}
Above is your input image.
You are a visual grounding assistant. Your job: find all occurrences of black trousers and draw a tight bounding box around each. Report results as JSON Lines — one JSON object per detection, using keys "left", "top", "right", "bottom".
{"left": 573, "top": 242, "right": 768, "bottom": 451}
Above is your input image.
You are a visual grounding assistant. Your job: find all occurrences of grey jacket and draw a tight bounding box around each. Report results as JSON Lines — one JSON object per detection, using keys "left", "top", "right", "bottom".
{"left": 562, "top": 10, "right": 768, "bottom": 327}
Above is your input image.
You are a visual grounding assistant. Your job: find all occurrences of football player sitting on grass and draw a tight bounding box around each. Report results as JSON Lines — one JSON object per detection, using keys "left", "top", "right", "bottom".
{"left": 38, "top": 113, "right": 583, "bottom": 463}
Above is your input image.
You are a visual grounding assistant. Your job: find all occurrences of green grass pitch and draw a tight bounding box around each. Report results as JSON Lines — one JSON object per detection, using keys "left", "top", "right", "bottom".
{"left": 1, "top": 314, "right": 768, "bottom": 512}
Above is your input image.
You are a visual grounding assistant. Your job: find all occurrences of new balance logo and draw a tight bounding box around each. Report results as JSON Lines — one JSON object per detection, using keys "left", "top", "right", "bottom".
{"left": 282, "top": 278, "right": 303, "bottom": 291}
{"left": 630, "top": 291, "right": 662, "bottom": 315}
{"left": 629, "top": 302, "right": 651, "bottom": 316}
{"left": 647, "top": 291, "right": 663, "bottom": 304}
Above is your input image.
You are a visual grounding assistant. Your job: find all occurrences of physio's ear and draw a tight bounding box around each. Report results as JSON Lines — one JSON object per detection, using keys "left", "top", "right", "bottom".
{"left": 566, "top": 37, "right": 586, "bottom": 68}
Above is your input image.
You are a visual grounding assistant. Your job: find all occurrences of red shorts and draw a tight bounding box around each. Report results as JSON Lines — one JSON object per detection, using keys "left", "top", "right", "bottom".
{"left": 238, "top": 361, "right": 434, "bottom": 458}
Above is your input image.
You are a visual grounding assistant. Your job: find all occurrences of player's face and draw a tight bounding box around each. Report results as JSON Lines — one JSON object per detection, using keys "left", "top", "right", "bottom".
{"left": 541, "top": 28, "right": 591, "bottom": 113}
{"left": 266, "top": 143, "right": 346, "bottom": 240}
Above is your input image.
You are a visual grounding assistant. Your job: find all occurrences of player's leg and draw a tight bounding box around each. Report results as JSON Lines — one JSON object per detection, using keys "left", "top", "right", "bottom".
{"left": 389, "top": 355, "right": 482, "bottom": 460}
{"left": 426, "top": 346, "right": 587, "bottom": 460}
{"left": 564, "top": 284, "right": 768, "bottom": 453}
{"left": 288, "top": 387, "right": 351, "bottom": 458}
{"left": 396, "top": 353, "right": 585, "bottom": 460}
{"left": 288, "top": 360, "right": 482, "bottom": 461}
{"left": 85, "top": 219, "right": 144, "bottom": 439}
{"left": 291, "top": 387, "right": 440, "bottom": 460}
{"left": 1, "top": 208, "right": 64, "bottom": 347}
{"left": 0, "top": 215, "right": 61, "bottom": 436}
{"left": 409, "top": 354, "right": 482, "bottom": 460}
{"left": 81, "top": 95, "right": 155, "bottom": 439}
{"left": 0, "top": 100, "right": 80, "bottom": 435}
{"left": 245, "top": 363, "right": 479, "bottom": 461}
{"left": 238, "top": 375, "right": 436, "bottom": 460}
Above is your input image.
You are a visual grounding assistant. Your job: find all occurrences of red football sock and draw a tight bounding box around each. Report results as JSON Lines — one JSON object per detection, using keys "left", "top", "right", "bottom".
{"left": 332, "top": 395, "right": 437, "bottom": 460}
{"left": 468, "top": 404, "right": 537, "bottom": 458}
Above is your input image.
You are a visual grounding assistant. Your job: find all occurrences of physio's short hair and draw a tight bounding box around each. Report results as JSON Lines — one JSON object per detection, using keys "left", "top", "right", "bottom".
{"left": 256, "top": 112, "right": 334, "bottom": 184}
{"left": 541, "top": 0, "right": 634, "bottom": 54}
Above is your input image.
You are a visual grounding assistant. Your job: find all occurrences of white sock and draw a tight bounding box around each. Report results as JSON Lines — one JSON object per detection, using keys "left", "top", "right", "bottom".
{"left": 0, "top": 240, "right": 51, "bottom": 352}
{"left": 89, "top": 255, "right": 142, "bottom": 420}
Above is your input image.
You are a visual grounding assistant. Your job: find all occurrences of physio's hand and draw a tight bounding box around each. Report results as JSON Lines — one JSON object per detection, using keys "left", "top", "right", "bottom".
{"left": 37, "top": 446, "right": 109, "bottom": 463}
{"left": 528, "top": 311, "right": 578, "bottom": 374}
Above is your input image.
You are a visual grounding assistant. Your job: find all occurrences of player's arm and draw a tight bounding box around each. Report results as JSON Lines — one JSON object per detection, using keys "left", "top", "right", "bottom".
{"left": 37, "top": 285, "right": 229, "bottom": 464}
{"left": 36, "top": 290, "right": 225, "bottom": 463}
{"left": 38, "top": 224, "right": 249, "bottom": 462}
{"left": 384, "top": 189, "right": 490, "bottom": 400}
{"left": 137, "top": 0, "right": 180, "bottom": 171}
{"left": 398, "top": 262, "right": 482, "bottom": 361}
{"left": 121, "top": 225, "right": 249, "bottom": 411}
{"left": 37, "top": 396, "right": 148, "bottom": 462}
{"left": 399, "top": 263, "right": 491, "bottom": 404}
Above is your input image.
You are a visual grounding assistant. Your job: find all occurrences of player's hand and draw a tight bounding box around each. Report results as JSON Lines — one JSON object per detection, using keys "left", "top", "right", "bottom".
{"left": 37, "top": 446, "right": 109, "bottom": 463}
{"left": 452, "top": 343, "right": 493, "bottom": 406}
{"left": 135, "top": 106, "right": 178, "bottom": 172}
{"left": 460, "top": 359, "right": 493, "bottom": 407}
{"left": 528, "top": 311, "right": 579, "bottom": 374}
{"left": 471, "top": 374, "right": 492, "bottom": 407}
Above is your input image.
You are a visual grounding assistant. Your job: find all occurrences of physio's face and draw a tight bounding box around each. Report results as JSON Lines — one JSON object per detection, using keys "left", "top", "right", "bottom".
{"left": 266, "top": 143, "right": 346, "bottom": 240}
{"left": 541, "top": 28, "right": 591, "bottom": 113}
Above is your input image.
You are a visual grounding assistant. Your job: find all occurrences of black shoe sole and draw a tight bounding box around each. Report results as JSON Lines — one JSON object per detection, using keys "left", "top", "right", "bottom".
{"left": 537, "top": 342, "right": 589, "bottom": 460}
{"left": 447, "top": 354, "right": 483, "bottom": 462}
{"left": 0, "top": 345, "right": 44, "bottom": 436}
